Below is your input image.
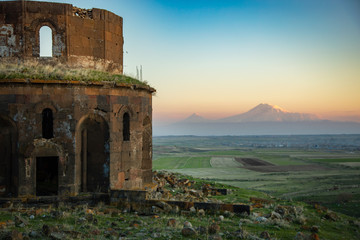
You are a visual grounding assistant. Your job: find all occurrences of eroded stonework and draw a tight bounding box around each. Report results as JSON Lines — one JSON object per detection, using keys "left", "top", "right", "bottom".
{"left": 0, "top": 1, "right": 123, "bottom": 73}
{"left": 0, "top": 1, "right": 155, "bottom": 197}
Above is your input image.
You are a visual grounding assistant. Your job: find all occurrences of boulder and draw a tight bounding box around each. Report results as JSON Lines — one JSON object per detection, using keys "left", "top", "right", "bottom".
{"left": 181, "top": 227, "right": 197, "bottom": 237}
{"left": 167, "top": 218, "right": 177, "bottom": 228}
{"left": 208, "top": 223, "right": 220, "bottom": 234}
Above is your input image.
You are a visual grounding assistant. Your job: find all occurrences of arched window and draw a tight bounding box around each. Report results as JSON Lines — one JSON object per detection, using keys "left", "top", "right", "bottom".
{"left": 123, "top": 112, "right": 130, "bottom": 141}
{"left": 39, "top": 26, "right": 53, "bottom": 57}
{"left": 42, "top": 108, "right": 53, "bottom": 139}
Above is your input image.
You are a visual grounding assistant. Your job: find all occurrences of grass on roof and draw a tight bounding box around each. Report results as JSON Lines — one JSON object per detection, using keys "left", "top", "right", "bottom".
{"left": 0, "top": 62, "right": 150, "bottom": 87}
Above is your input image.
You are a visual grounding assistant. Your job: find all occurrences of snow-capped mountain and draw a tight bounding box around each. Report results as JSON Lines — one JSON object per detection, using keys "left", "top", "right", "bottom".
{"left": 155, "top": 104, "right": 360, "bottom": 136}
{"left": 219, "top": 103, "right": 320, "bottom": 122}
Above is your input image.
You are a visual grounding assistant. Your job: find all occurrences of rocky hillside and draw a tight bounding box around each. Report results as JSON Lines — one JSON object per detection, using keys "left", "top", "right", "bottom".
{"left": 0, "top": 172, "right": 358, "bottom": 239}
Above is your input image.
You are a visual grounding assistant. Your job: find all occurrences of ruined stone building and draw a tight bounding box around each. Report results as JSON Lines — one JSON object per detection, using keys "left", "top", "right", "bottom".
{"left": 0, "top": 1, "right": 155, "bottom": 197}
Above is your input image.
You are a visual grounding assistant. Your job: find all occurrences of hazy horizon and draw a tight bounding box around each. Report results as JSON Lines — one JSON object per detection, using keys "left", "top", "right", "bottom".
{"left": 155, "top": 103, "right": 360, "bottom": 126}
{"left": 17, "top": 0, "right": 360, "bottom": 124}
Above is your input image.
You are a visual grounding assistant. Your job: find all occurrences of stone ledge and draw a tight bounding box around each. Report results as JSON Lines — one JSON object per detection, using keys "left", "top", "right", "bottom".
{"left": 0, "top": 79, "right": 156, "bottom": 93}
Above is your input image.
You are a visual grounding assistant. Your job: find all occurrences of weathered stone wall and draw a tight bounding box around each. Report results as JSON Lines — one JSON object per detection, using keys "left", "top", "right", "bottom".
{"left": 0, "top": 80, "right": 154, "bottom": 196}
{"left": 0, "top": 1, "right": 123, "bottom": 73}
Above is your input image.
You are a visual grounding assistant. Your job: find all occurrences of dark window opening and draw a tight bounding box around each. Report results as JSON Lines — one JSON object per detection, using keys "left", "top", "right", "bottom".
{"left": 36, "top": 156, "right": 58, "bottom": 196}
{"left": 123, "top": 112, "right": 130, "bottom": 141}
{"left": 42, "top": 108, "right": 53, "bottom": 139}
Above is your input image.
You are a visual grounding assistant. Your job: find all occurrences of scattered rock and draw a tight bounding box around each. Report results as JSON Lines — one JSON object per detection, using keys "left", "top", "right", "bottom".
{"left": 181, "top": 210, "right": 191, "bottom": 216}
{"left": 294, "top": 232, "right": 307, "bottom": 240}
{"left": 129, "top": 219, "right": 142, "bottom": 228}
{"left": 90, "top": 229, "right": 101, "bottom": 235}
{"left": 76, "top": 217, "right": 86, "bottom": 224}
{"left": 85, "top": 213, "right": 93, "bottom": 222}
{"left": 270, "top": 211, "right": 282, "bottom": 220}
{"left": 198, "top": 209, "right": 205, "bottom": 217}
{"left": 181, "top": 227, "right": 197, "bottom": 237}
{"left": 208, "top": 223, "right": 220, "bottom": 234}
{"left": 218, "top": 215, "right": 224, "bottom": 222}
{"left": 155, "top": 201, "right": 172, "bottom": 212}
{"left": 34, "top": 209, "right": 43, "bottom": 216}
{"left": 42, "top": 224, "right": 58, "bottom": 237}
{"left": 183, "top": 221, "right": 193, "bottom": 228}
{"left": 324, "top": 211, "right": 338, "bottom": 221}
{"left": 255, "top": 216, "right": 268, "bottom": 223}
{"left": 309, "top": 233, "right": 320, "bottom": 240}
{"left": 209, "top": 234, "right": 222, "bottom": 240}
{"left": 233, "top": 229, "right": 247, "bottom": 239}
{"left": 260, "top": 231, "right": 271, "bottom": 239}
{"left": 275, "top": 205, "right": 287, "bottom": 216}
{"left": 189, "top": 206, "right": 196, "bottom": 213}
{"left": 167, "top": 218, "right": 177, "bottom": 228}
{"left": 196, "top": 226, "right": 208, "bottom": 235}
{"left": 10, "top": 230, "right": 23, "bottom": 240}
{"left": 14, "top": 215, "right": 28, "bottom": 227}
{"left": 49, "top": 232, "right": 66, "bottom": 240}
{"left": 171, "top": 205, "right": 180, "bottom": 214}
{"left": 3, "top": 201, "right": 13, "bottom": 208}
{"left": 223, "top": 210, "right": 233, "bottom": 218}
{"left": 311, "top": 225, "right": 319, "bottom": 233}
{"left": 29, "top": 230, "right": 40, "bottom": 238}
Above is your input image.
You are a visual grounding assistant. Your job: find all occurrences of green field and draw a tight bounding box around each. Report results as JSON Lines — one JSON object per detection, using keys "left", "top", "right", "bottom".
{"left": 153, "top": 135, "right": 360, "bottom": 217}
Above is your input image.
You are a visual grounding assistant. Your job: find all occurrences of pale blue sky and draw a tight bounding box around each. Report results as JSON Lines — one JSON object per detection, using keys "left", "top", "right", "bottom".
{"left": 9, "top": 0, "right": 360, "bottom": 122}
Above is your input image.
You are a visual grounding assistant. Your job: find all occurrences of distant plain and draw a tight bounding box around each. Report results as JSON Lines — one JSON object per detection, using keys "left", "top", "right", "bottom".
{"left": 153, "top": 135, "right": 360, "bottom": 217}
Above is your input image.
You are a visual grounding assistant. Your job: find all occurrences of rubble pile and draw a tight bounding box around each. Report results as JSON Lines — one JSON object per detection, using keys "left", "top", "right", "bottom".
{"left": 147, "top": 171, "right": 226, "bottom": 203}
{"left": 73, "top": 7, "right": 93, "bottom": 19}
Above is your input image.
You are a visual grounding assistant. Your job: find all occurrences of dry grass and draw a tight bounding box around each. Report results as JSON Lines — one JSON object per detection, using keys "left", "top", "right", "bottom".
{"left": 0, "top": 61, "right": 150, "bottom": 87}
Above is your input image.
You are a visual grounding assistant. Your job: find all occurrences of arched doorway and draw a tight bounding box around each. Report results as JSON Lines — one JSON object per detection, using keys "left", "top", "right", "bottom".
{"left": 0, "top": 117, "right": 17, "bottom": 196}
{"left": 80, "top": 115, "right": 110, "bottom": 192}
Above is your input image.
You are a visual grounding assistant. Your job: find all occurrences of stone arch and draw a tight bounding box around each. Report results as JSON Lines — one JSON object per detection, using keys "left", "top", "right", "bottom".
{"left": 39, "top": 26, "right": 53, "bottom": 57}
{"left": 0, "top": 115, "right": 17, "bottom": 196}
{"left": 75, "top": 112, "right": 110, "bottom": 193}
{"left": 25, "top": 139, "right": 67, "bottom": 196}
{"left": 116, "top": 105, "right": 134, "bottom": 141}
{"left": 31, "top": 19, "right": 58, "bottom": 57}
{"left": 35, "top": 101, "right": 57, "bottom": 114}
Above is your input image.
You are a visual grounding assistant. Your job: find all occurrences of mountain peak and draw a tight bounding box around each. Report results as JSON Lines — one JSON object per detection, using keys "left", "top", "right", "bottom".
{"left": 253, "top": 103, "right": 288, "bottom": 113}
{"left": 220, "top": 103, "right": 319, "bottom": 122}
{"left": 181, "top": 113, "right": 209, "bottom": 123}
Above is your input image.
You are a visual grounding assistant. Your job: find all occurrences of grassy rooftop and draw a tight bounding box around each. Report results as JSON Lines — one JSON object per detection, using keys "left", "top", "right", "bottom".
{"left": 0, "top": 62, "right": 151, "bottom": 87}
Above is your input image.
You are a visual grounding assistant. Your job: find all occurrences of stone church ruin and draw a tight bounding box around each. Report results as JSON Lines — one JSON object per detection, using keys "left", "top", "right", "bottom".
{"left": 0, "top": 1, "right": 155, "bottom": 197}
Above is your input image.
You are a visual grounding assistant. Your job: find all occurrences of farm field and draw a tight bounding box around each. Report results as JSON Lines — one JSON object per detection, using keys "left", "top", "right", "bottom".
{"left": 153, "top": 135, "right": 360, "bottom": 217}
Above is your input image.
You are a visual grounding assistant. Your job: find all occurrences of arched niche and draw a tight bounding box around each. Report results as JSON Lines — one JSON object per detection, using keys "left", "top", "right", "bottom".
{"left": 0, "top": 115, "right": 17, "bottom": 196}
{"left": 32, "top": 20, "right": 58, "bottom": 58}
{"left": 116, "top": 105, "right": 134, "bottom": 142}
{"left": 77, "top": 113, "right": 110, "bottom": 192}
